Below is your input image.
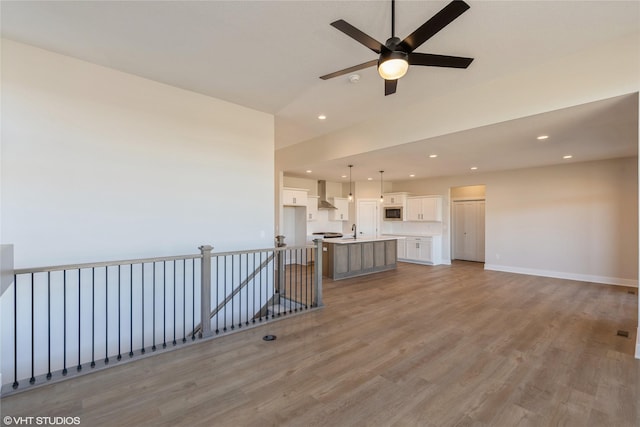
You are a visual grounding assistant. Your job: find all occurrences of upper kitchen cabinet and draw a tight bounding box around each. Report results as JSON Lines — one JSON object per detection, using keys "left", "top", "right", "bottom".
{"left": 406, "top": 196, "right": 443, "bottom": 222}
{"left": 282, "top": 187, "right": 308, "bottom": 206}
{"left": 328, "top": 197, "right": 349, "bottom": 221}
{"left": 382, "top": 192, "right": 410, "bottom": 206}
{"left": 306, "top": 196, "right": 319, "bottom": 221}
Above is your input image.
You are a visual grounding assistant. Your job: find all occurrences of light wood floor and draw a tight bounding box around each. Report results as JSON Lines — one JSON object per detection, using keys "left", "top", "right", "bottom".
{"left": 2, "top": 261, "right": 638, "bottom": 426}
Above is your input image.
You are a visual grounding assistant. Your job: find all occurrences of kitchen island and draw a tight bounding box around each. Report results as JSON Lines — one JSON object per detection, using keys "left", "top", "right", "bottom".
{"left": 322, "top": 237, "right": 397, "bottom": 280}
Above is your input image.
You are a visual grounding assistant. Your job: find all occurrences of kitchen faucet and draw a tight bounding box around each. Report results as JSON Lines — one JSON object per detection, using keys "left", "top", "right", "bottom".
{"left": 352, "top": 223, "right": 357, "bottom": 239}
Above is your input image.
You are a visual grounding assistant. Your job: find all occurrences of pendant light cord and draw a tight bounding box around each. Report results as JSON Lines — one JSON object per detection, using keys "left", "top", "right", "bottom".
{"left": 348, "top": 165, "right": 353, "bottom": 200}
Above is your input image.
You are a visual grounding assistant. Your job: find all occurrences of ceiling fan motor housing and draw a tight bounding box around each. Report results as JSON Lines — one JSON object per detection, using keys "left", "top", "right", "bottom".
{"left": 385, "top": 36, "right": 403, "bottom": 51}
{"left": 378, "top": 49, "right": 408, "bottom": 66}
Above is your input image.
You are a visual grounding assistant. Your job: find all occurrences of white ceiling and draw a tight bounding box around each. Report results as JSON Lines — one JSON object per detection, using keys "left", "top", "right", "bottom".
{"left": 286, "top": 93, "right": 639, "bottom": 181}
{"left": 2, "top": 1, "right": 639, "bottom": 182}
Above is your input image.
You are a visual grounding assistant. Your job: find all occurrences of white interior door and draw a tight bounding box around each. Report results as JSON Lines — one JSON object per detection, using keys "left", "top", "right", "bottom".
{"left": 282, "top": 206, "right": 307, "bottom": 263}
{"left": 356, "top": 200, "right": 379, "bottom": 238}
{"left": 453, "top": 200, "right": 485, "bottom": 262}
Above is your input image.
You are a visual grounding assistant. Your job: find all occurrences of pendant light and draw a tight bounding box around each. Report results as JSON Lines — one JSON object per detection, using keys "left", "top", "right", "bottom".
{"left": 348, "top": 165, "right": 354, "bottom": 202}
{"left": 379, "top": 170, "right": 384, "bottom": 202}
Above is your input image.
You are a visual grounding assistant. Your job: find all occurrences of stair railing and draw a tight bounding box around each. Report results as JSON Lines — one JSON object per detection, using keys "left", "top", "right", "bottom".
{"left": 194, "top": 240, "right": 323, "bottom": 336}
{"left": 1, "top": 240, "right": 323, "bottom": 395}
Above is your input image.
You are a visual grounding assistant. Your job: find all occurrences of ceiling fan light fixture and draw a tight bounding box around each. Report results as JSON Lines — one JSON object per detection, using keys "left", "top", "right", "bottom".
{"left": 378, "top": 51, "right": 409, "bottom": 80}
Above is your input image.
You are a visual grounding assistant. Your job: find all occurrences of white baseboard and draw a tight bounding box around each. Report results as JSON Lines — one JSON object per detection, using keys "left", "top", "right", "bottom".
{"left": 484, "top": 264, "right": 638, "bottom": 288}
{"left": 398, "top": 259, "right": 451, "bottom": 266}
{"left": 636, "top": 328, "right": 640, "bottom": 360}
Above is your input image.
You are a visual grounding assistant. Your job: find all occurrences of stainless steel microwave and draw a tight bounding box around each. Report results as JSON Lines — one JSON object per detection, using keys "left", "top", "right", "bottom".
{"left": 384, "top": 207, "right": 403, "bottom": 221}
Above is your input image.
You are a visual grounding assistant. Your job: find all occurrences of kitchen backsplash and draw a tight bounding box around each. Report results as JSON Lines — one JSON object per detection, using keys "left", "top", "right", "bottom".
{"left": 306, "top": 209, "right": 344, "bottom": 235}
{"left": 381, "top": 220, "right": 443, "bottom": 236}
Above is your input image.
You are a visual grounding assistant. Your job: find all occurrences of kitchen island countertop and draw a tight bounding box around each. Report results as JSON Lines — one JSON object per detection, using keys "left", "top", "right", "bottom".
{"left": 325, "top": 236, "right": 401, "bottom": 244}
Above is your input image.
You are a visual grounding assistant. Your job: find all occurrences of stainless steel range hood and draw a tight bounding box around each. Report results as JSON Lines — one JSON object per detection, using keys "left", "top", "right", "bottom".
{"left": 317, "top": 180, "right": 337, "bottom": 210}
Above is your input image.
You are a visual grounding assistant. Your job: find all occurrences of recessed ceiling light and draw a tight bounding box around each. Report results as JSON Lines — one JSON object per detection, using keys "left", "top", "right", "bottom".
{"left": 341, "top": 174, "right": 347, "bottom": 178}
{"left": 367, "top": 177, "right": 373, "bottom": 181}
{"left": 318, "top": 114, "right": 327, "bottom": 120}
{"left": 429, "top": 154, "right": 438, "bottom": 158}
{"left": 409, "top": 174, "right": 416, "bottom": 177}
{"left": 306, "top": 170, "right": 312, "bottom": 173}
{"left": 563, "top": 155, "right": 573, "bottom": 159}
{"left": 470, "top": 166, "right": 478, "bottom": 170}
{"left": 537, "top": 135, "right": 549, "bottom": 140}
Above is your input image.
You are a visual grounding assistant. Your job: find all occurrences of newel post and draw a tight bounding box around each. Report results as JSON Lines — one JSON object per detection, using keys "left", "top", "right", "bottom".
{"left": 199, "top": 245, "right": 213, "bottom": 338}
{"left": 275, "top": 235, "right": 286, "bottom": 300}
{"left": 313, "top": 239, "right": 323, "bottom": 307}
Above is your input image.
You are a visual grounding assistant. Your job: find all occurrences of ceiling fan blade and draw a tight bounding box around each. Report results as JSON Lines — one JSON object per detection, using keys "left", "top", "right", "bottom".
{"left": 409, "top": 53, "right": 474, "bottom": 68}
{"left": 385, "top": 79, "right": 398, "bottom": 96}
{"left": 319, "top": 59, "right": 378, "bottom": 80}
{"left": 331, "top": 19, "right": 386, "bottom": 54}
{"left": 400, "top": 0, "right": 470, "bottom": 53}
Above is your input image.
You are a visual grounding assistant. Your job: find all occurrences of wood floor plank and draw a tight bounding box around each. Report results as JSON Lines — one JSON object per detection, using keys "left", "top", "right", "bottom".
{"left": 2, "top": 261, "right": 638, "bottom": 426}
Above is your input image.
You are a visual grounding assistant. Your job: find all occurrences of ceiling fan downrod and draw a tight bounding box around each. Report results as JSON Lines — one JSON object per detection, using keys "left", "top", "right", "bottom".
{"left": 391, "top": 0, "right": 396, "bottom": 38}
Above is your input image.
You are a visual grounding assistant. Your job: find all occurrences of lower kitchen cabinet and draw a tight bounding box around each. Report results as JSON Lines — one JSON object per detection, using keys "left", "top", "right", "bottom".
{"left": 396, "top": 239, "right": 406, "bottom": 259}
{"left": 405, "top": 237, "right": 432, "bottom": 263}
{"left": 397, "top": 235, "right": 442, "bottom": 265}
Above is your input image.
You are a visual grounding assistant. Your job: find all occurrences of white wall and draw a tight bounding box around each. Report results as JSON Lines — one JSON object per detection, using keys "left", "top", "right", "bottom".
{"left": 1, "top": 40, "right": 275, "bottom": 267}
{"left": 393, "top": 157, "right": 638, "bottom": 286}
{"left": 451, "top": 185, "right": 486, "bottom": 199}
{"left": 484, "top": 159, "right": 637, "bottom": 285}
{"left": 282, "top": 176, "right": 318, "bottom": 196}
{"left": 354, "top": 180, "right": 392, "bottom": 200}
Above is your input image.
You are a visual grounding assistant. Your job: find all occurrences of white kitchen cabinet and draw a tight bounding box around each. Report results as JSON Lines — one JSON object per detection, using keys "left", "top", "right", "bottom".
{"left": 328, "top": 197, "right": 349, "bottom": 221}
{"left": 282, "top": 188, "right": 308, "bottom": 206}
{"left": 398, "top": 235, "right": 442, "bottom": 265}
{"left": 382, "top": 192, "right": 410, "bottom": 206}
{"left": 396, "top": 238, "right": 406, "bottom": 259}
{"left": 404, "top": 237, "right": 433, "bottom": 263}
{"left": 406, "top": 198, "right": 422, "bottom": 221}
{"left": 406, "top": 196, "right": 442, "bottom": 221}
{"left": 306, "top": 196, "right": 319, "bottom": 221}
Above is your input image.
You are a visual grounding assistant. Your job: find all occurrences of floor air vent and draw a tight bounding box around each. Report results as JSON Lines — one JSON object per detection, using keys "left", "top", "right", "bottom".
{"left": 616, "top": 330, "right": 629, "bottom": 338}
